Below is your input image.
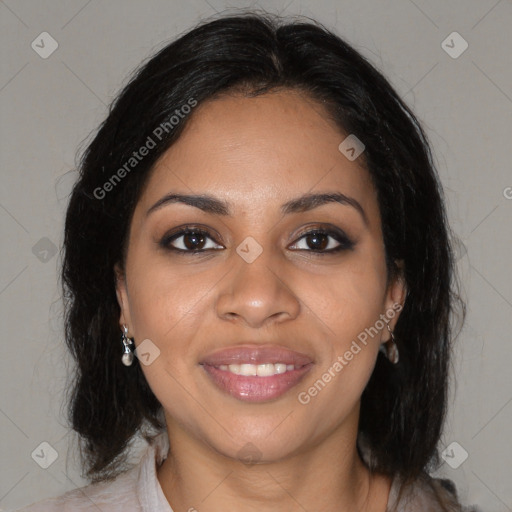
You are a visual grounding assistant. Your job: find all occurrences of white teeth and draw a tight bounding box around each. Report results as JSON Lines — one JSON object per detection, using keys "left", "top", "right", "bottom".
{"left": 274, "top": 363, "right": 287, "bottom": 374}
{"left": 220, "top": 363, "right": 297, "bottom": 376}
{"left": 256, "top": 363, "right": 275, "bottom": 376}
{"left": 240, "top": 363, "right": 257, "bottom": 376}
{"left": 228, "top": 364, "right": 241, "bottom": 374}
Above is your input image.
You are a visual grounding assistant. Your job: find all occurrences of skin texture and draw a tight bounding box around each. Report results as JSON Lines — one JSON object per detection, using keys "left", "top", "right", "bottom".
{"left": 115, "top": 89, "right": 407, "bottom": 512}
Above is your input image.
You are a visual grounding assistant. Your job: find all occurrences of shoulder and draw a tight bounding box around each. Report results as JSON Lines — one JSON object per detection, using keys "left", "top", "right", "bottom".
{"left": 388, "top": 472, "right": 483, "bottom": 512}
{"left": 14, "top": 466, "right": 139, "bottom": 512}
{"left": 13, "top": 430, "right": 171, "bottom": 512}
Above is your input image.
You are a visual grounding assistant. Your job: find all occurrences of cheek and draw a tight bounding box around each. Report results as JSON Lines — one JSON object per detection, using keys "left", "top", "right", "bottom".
{"left": 296, "top": 270, "right": 386, "bottom": 426}
{"left": 305, "top": 252, "right": 388, "bottom": 350}
{"left": 126, "top": 263, "right": 211, "bottom": 418}
{"left": 127, "top": 253, "right": 212, "bottom": 340}
{"left": 295, "top": 251, "right": 388, "bottom": 419}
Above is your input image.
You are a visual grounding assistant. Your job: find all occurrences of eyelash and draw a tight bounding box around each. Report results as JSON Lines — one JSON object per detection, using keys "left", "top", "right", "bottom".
{"left": 159, "top": 225, "right": 355, "bottom": 256}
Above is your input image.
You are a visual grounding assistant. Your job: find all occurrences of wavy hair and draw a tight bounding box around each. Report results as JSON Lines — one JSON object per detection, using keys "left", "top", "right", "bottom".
{"left": 61, "top": 11, "right": 465, "bottom": 502}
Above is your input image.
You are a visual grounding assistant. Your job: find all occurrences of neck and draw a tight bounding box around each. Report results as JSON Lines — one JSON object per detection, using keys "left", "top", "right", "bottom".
{"left": 156, "top": 412, "right": 390, "bottom": 512}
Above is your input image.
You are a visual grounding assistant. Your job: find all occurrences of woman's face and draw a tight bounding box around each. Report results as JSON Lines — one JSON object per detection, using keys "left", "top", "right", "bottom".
{"left": 115, "top": 89, "right": 405, "bottom": 462}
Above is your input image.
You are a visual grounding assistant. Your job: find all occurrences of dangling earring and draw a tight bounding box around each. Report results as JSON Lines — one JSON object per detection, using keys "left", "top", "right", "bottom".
{"left": 121, "top": 324, "right": 134, "bottom": 366}
{"left": 380, "top": 322, "right": 399, "bottom": 364}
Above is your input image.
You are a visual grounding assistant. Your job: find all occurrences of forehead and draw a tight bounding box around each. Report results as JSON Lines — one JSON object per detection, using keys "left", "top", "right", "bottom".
{"left": 137, "top": 90, "right": 379, "bottom": 222}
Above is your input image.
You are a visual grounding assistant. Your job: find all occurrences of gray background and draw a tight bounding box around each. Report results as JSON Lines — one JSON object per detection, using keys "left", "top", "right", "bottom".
{"left": 1, "top": 0, "right": 511, "bottom": 510}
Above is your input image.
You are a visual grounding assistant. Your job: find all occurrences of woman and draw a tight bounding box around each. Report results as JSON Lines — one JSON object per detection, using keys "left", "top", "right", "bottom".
{"left": 17, "top": 12, "right": 479, "bottom": 512}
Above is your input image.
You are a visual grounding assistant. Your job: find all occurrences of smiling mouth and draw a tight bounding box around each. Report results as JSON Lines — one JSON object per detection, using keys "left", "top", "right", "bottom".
{"left": 201, "top": 363, "right": 314, "bottom": 402}
{"left": 199, "top": 344, "right": 314, "bottom": 403}
{"left": 215, "top": 362, "right": 299, "bottom": 376}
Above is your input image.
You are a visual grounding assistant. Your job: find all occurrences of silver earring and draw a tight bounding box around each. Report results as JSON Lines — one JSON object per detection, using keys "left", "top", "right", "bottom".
{"left": 380, "top": 322, "right": 399, "bottom": 364}
{"left": 121, "top": 324, "right": 134, "bottom": 366}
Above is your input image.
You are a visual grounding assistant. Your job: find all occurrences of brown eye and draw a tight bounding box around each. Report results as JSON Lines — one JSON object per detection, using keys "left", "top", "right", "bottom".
{"left": 160, "top": 227, "right": 223, "bottom": 253}
{"left": 290, "top": 228, "right": 355, "bottom": 254}
{"left": 181, "top": 231, "right": 206, "bottom": 250}
{"left": 304, "top": 232, "right": 330, "bottom": 251}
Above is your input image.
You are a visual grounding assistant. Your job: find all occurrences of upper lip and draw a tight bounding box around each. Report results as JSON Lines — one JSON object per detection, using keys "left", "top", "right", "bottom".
{"left": 200, "top": 344, "right": 314, "bottom": 367}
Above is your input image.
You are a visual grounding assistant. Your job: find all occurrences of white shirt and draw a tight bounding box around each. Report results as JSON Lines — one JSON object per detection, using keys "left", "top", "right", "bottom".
{"left": 15, "top": 430, "right": 477, "bottom": 511}
{"left": 16, "top": 431, "right": 173, "bottom": 512}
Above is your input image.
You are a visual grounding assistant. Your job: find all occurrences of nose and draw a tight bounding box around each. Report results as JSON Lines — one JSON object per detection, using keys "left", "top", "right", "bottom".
{"left": 215, "top": 245, "right": 301, "bottom": 328}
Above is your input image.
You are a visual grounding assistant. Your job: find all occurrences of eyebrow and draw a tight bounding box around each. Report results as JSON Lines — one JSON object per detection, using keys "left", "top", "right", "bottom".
{"left": 146, "top": 191, "right": 368, "bottom": 225}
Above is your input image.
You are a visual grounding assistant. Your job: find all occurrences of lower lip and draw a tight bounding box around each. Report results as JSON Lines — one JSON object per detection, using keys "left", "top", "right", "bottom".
{"left": 201, "top": 364, "right": 314, "bottom": 403}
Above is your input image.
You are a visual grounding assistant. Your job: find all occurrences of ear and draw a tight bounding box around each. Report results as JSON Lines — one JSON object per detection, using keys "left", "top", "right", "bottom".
{"left": 114, "top": 262, "right": 133, "bottom": 336}
{"left": 383, "top": 260, "right": 407, "bottom": 340}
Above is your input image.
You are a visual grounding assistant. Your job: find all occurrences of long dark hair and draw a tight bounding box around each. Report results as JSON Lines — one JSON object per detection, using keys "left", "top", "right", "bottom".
{"left": 61, "top": 10, "right": 465, "bottom": 498}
